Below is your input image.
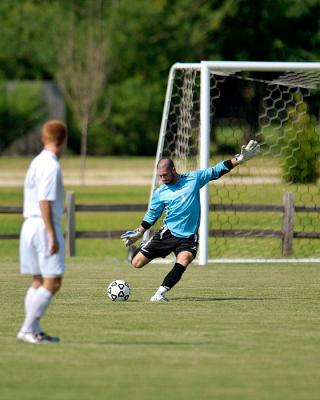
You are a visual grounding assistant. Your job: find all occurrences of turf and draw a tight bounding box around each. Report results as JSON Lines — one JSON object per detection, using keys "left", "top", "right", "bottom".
{"left": 1, "top": 258, "right": 320, "bottom": 400}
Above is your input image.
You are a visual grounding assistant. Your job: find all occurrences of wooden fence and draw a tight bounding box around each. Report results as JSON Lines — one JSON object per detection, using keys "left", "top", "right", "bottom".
{"left": 1, "top": 191, "right": 319, "bottom": 257}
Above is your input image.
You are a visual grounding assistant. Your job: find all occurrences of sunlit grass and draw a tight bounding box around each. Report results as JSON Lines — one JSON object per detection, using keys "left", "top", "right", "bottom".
{"left": 1, "top": 260, "right": 320, "bottom": 400}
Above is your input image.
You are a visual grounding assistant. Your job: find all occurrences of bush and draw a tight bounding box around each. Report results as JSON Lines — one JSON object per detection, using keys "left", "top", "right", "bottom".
{"left": 212, "top": 126, "right": 244, "bottom": 155}
{"left": 0, "top": 82, "right": 47, "bottom": 153}
{"left": 281, "top": 99, "right": 320, "bottom": 184}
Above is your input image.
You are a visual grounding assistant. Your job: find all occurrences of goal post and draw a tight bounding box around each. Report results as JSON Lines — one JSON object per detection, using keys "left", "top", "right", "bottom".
{"left": 199, "top": 62, "right": 211, "bottom": 265}
{"left": 149, "top": 61, "right": 320, "bottom": 264}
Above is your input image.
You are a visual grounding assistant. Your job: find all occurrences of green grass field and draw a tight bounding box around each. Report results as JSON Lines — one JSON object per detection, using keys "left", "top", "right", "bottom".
{"left": 1, "top": 157, "right": 320, "bottom": 399}
{"left": 1, "top": 258, "right": 320, "bottom": 400}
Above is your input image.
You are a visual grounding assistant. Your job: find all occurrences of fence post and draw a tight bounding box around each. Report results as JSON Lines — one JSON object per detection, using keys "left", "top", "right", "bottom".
{"left": 65, "top": 191, "right": 76, "bottom": 257}
{"left": 282, "top": 192, "right": 294, "bottom": 256}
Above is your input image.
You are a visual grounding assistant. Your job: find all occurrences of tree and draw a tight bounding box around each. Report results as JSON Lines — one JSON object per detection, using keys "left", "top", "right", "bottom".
{"left": 54, "top": 0, "right": 110, "bottom": 183}
{"left": 105, "top": 0, "right": 221, "bottom": 155}
{"left": 0, "top": 0, "right": 65, "bottom": 79}
{"left": 281, "top": 96, "right": 320, "bottom": 183}
{"left": 0, "top": 82, "right": 47, "bottom": 153}
{"left": 0, "top": 0, "right": 320, "bottom": 156}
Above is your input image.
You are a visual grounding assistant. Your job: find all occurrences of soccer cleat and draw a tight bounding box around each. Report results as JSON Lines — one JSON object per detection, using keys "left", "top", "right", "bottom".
{"left": 150, "top": 293, "right": 169, "bottom": 303}
{"left": 37, "top": 332, "right": 60, "bottom": 343}
{"left": 16, "top": 331, "right": 50, "bottom": 344}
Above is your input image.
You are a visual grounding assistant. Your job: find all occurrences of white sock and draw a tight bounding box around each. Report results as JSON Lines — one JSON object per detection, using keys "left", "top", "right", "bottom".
{"left": 156, "top": 286, "right": 169, "bottom": 296}
{"left": 24, "top": 287, "right": 41, "bottom": 333}
{"left": 24, "top": 287, "right": 37, "bottom": 314}
{"left": 21, "top": 286, "right": 52, "bottom": 333}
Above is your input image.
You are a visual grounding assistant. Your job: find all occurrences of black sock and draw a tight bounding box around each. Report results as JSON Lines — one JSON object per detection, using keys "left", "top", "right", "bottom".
{"left": 162, "top": 263, "right": 186, "bottom": 290}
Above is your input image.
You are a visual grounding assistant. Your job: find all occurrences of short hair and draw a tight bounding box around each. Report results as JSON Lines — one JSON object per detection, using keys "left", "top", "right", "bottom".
{"left": 157, "top": 157, "right": 175, "bottom": 169}
{"left": 42, "top": 120, "right": 67, "bottom": 146}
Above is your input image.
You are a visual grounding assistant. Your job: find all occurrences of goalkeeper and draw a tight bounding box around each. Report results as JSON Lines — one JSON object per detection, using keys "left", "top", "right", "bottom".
{"left": 121, "top": 140, "right": 260, "bottom": 302}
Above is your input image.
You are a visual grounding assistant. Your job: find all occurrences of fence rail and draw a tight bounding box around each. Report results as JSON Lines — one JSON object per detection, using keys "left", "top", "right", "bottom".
{"left": 0, "top": 206, "right": 22, "bottom": 214}
{"left": 1, "top": 191, "right": 319, "bottom": 258}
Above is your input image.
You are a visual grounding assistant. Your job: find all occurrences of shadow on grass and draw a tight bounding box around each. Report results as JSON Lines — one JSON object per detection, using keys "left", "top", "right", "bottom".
{"left": 80, "top": 341, "right": 213, "bottom": 346}
{"left": 172, "top": 297, "right": 282, "bottom": 302}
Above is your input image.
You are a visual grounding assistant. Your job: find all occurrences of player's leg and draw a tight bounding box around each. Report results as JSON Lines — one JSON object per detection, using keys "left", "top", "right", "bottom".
{"left": 18, "top": 276, "right": 62, "bottom": 344}
{"left": 32, "top": 225, "right": 65, "bottom": 341}
{"left": 18, "top": 221, "right": 64, "bottom": 343}
{"left": 150, "top": 252, "right": 194, "bottom": 302}
{"left": 23, "top": 275, "right": 43, "bottom": 332}
{"left": 18, "top": 220, "right": 45, "bottom": 343}
{"left": 176, "top": 250, "right": 195, "bottom": 267}
{"left": 150, "top": 235, "right": 198, "bottom": 302}
{"left": 31, "top": 276, "right": 63, "bottom": 324}
{"left": 130, "top": 229, "right": 171, "bottom": 268}
{"left": 43, "top": 276, "right": 63, "bottom": 294}
{"left": 131, "top": 252, "right": 151, "bottom": 268}
{"left": 19, "top": 276, "right": 63, "bottom": 343}
{"left": 24, "top": 275, "right": 43, "bottom": 312}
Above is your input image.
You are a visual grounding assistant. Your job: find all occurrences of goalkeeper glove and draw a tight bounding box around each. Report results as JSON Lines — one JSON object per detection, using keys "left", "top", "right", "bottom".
{"left": 235, "top": 140, "right": 260, "bottom": 164}
{"left": 120, "top": 229, "right": 143, "bottom": 247}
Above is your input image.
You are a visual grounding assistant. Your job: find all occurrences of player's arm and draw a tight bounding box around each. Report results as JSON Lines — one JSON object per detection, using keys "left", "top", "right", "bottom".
{"left": 39, "top": 200, "right": 58, "bottom": 255}
{"left": 120, "top": 190, "right": 164, "bottom": 247}
{"left": 197, "top": 140, "right": 260, "bottom": 187}
{"left": 212, "top": 140, "right": 260, "bottom": 176}
{"left": 37, "top": 164, "right": 61, "bottom": 255}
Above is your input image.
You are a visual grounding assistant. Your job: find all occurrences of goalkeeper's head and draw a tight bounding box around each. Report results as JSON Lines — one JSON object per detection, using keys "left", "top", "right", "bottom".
{"left": 157, "top": 158, "right": 179, "bottom": 185}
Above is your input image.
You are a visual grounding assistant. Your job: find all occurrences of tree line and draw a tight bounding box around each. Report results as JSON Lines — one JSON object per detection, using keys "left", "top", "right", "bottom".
{"left": 0, "top": 0, "right": 319, "bottom": 156}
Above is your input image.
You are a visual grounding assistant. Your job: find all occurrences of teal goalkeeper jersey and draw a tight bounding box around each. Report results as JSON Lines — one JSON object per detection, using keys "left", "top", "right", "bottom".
{"left": 143, "top": 160, "right": 233, "bottom": 238}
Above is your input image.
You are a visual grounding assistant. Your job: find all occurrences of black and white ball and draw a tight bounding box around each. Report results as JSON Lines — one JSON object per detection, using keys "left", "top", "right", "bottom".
{"left": 107, "top": 279, "right": 131, "bottom": 301}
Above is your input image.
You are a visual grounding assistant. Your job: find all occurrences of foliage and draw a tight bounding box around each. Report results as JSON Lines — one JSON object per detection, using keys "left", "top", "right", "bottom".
{"left": 212, "top": 126, "right": 243, "bottom": 155}
{"left": 0, "top": 0, "right": 320, "bottom": 155}
{"left": 53, "top": 1, "right": 111, "bottom": 182}
{"left": 0, "top": 0, "right": 65, "bottom": 79}
{"left": 280, "top": 98, "right": 320, "bottom": 183}
{"left": 0, "top": 82, "right": 47, "bottom": 152}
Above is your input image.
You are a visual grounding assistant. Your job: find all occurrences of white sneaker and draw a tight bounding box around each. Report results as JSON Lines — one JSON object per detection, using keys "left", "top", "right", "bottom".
{"left": 150, "top": 293, "right": 169, "bottom": 302}
{"left": 16, "top": 331, "right": 49, "bottom": 344}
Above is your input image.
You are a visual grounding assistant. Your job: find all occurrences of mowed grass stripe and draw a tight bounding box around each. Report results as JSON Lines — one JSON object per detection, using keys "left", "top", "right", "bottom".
{"left": 1, "top": 260, "right": 320, "bottom": 400}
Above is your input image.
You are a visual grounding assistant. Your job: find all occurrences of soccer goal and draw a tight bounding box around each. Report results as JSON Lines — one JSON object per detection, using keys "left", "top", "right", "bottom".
{"left": 149, "top": 61, "right": 320, "bottom": 264}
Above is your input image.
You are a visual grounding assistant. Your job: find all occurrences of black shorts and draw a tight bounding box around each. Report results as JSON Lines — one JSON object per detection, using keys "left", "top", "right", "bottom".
{"left": 139, "top": 227, "right": 199, "bottom": 260}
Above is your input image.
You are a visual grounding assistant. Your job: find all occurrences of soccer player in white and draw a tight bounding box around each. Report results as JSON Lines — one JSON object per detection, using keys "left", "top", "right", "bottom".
{"left": 17, "top": 120, "right": 67, "bottom": 344}
{"left": 121, "top": 140, "right": 260, "bottom": 302}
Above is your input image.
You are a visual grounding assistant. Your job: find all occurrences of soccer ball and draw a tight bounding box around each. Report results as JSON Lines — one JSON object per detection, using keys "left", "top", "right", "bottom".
{"left": 107, "top": 279, "right": 131, "bottom": 301}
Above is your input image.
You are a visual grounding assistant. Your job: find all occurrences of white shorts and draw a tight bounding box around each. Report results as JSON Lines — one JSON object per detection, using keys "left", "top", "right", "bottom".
{"left": 20, "top": 218, "right": 65, "bottom": 277}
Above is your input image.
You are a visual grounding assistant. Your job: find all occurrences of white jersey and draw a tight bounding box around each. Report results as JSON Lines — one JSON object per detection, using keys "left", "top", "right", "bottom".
{"left": 23, "top": 150, "right": 64, "bottom": 225}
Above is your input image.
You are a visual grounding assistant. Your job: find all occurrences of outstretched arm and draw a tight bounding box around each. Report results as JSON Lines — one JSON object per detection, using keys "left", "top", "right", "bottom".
{"left": 214, "top": 140, "right": 260, "bottom": 175}
{"left": 198, "top": 140, "right": 260, "bottom": 187}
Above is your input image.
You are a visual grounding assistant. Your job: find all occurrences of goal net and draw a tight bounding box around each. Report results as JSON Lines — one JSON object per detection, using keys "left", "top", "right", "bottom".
{"left": 149, "top": 62, "right": 320, "bottom": 264}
